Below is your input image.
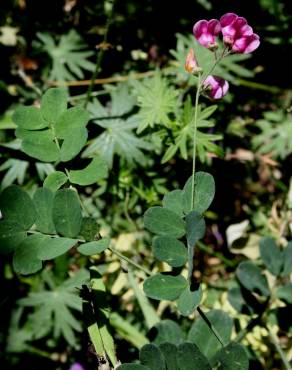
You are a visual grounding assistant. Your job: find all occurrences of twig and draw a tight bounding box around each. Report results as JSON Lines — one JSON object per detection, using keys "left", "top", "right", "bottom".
{"left": 49, "top": 71, "right": 155, "bottom": 87}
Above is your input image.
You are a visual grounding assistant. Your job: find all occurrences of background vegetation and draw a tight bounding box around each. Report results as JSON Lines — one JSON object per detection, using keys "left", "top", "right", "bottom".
{"left": 0, "top": 0, "right": 291, "bottom": 369}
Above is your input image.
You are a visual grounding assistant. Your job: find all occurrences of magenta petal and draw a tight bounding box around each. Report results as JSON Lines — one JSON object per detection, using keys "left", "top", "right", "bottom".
{"left": 220, "top": 13, "right": 238, "bottom": 27}
{"left": 232, "top": 37, "right": 248, "bottom": 52}
{"left": 69, "top": 363, "right": 85, "bottom": 370}
{"left": 244, "top": 34, "right": 260, "bottom": 53}
{"left": 203, "top": 75, "right": 229, "bottom": 100}
{"left": 193, "top": 20, "right": 208, "bottom": 38}
{"left": 208, "top": 19, "right": 221, "bottom": 35}
{"left": 235, "top": 17, "right": 248, "bottom": 27}
{"left": 240, "top": 24, "right": 253, "bottom": 37}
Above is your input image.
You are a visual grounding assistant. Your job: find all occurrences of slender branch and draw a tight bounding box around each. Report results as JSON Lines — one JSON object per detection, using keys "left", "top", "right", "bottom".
{"left": 84, "top": 0, "right": 116, "bottom": 108}
{"left": 49, "top": 71, "right": 155, "bottom": 87}
{"left": 108, "top": 246, "right": 152, "bottom": 276}
{"left": 266, "top": 325, "right": 291, "bottom": 370}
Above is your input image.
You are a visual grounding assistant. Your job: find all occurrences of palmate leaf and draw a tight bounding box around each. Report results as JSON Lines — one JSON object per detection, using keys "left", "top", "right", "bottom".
{"left": 36, "top": 30, "right": 95, "bottom": 81}
{"left": 18, "top": 269, "right": 89, "bottom": 347}
{"left": 83, "top": 84, "right": 152, "bottom": 167}
{"left": 170, "top": 33, "right": 253, "bottom": 84}
{"left": 252, "top": 110, "right": 292, "bottom": 159}
{"left": 162, "top": 97, "right": 222, "bottom": 163}
{"left": 133, "top": 72, "right": 179, "bottom": 133}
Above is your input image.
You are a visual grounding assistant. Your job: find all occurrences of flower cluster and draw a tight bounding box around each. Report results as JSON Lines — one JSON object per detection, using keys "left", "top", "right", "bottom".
{"left": 193, "top": 12, "right": 260, "bottom": 54}
{"left": 185, "top": 12, "right": 260, "bottom": 100}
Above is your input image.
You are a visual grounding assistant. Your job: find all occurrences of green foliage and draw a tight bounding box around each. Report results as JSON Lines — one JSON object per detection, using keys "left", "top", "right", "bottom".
{"left": 152, "top": 236, "right": 188, "bottom": 267}
{"left": 52, "top": 189, "right": 82, "bottom": 238}
{"left": 0, "top": 159, "right": 29, "bottom": 189}
{"left": 118, "top": 340, "right": 249, "bottom": 370}
{"left": 133, "top": 72, "right": 179, "bottom": 133}
{"left": 185, "top": 211, "right": 206, "bottom": 247}
{"left": 43, "top": 171, "right": 68, "bottom": 191}
{"left": 18, "top": 269, "right": 89, "bottom": 347}
{"left": 77, "top": 237, "right": 110, "bottom": 255}
{"left": 83, "top": 84, "right": 152, "bottom": 167}
{"left": 33, "top": 188, "right": 55, "bottom": 234}
{"left": 259, "top": 237, "right": 283, "bottom": 276}
{"left": 36, "top": 30, "right": 95, "bottom": 81}
{"left": 69, "top": 157, "right": 108, "bottom": 185}
{"left": 13, "top": 87, "right": 90, "bottom": 163}
{"left": 252, "top": 110, "right": 292, "bottom": 160}
{"left": 236, "top": 261, "right": 270, "bottom": 297}
{"left": 143, "top": 274, "right": 187, "bottom": 301}
{"left": 0, "top": 185, "right": 36, "bottom": 230}
{"left": 162, "top": 99, "right": 223, "bottom": 163}
{"left": 177, "top": 286, "right": 202, "bottom": 316}
{"left": 144, "top": 206, "right": 186, "bottom": 238}
{"left": 188, "top": 310, "right": 233, "bottom": 358}
{"left": 276, "top": 283, "right": 292, "bottom": 304}
{"left": 282, "top": 242, "right": 292, "bottom": 276}
{"left": 182, "top": 172, "right": 215, "bottom": 214}
{"left": 0, "top": 185, "right": 110, "bottom": 273}
{"left": 152, "top": 320, "right": 184, "bottom": 345}
{"left": 211, "top": 342, "right": 249, "bottom": 370}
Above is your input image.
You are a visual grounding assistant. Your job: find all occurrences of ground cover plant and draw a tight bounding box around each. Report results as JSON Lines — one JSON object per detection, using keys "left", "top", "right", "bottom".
{"left": 0, "top": 1, "right": 291, "bottom": 370}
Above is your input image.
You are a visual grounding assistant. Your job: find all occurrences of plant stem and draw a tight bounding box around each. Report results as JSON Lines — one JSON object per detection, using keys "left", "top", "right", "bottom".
{"left": 266, "top": 324, "right": 291, "bottom": 370}
{"left": 188, "top": 73, "right": 201, "bottom": 284}
{"left": 190, "top": 72, "right": 202, "bottom": 210}
{"left": 84, "top": 0, "right": 116, "bottom": 108}
{"left": 108, "top": 246, "right": 152, "bottom": 276}
{"left": 197, "top": 307, "right": 224, "bottom": 347}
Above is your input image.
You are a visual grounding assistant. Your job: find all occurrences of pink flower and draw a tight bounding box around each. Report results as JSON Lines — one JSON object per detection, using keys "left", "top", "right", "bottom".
{"left": 185, "top": 49, "right": 202, "bottom": 74}
{"left": 193, "top": 19, "right": 221, "bottom": 50}
{"left": 232, "top": 33, "right": 260, "bottom": 54}
{"left": 69, "top": 363, "right": 85, "bottom": 370}
{"left": 203, "top": 75, "right": 229, "bottom": 99}
{"left": 220, "top": 13, "right": 260, "bottom": 53}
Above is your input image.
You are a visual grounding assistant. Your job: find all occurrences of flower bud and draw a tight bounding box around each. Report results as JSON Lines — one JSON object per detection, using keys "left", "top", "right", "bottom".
{"left": 185, "top": 49, "right": 202, "bottom": 75}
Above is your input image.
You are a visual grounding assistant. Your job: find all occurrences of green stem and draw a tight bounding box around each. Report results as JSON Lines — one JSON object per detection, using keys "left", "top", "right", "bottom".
{"left": 188, "top": 73, "right": 202, "bottom": 284}
{"left": 84, "top": 0, "right": 116, "bottom": 108}
{"left": 190, "top": 73, "right": 201, "bottom": 211}
{"left": 109, "top": 246, "right": 152, "bottom": 276}
{"left": 197, "top": 307, "right": 224, "bottom": 347}
{"left": 266, "top": 324, "right": 291, "bottom": 370}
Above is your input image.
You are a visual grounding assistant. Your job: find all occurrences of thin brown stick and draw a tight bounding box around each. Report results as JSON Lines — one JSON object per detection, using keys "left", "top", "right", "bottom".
{"left": 48, "top": 71, "right": 155, "bottom": 87}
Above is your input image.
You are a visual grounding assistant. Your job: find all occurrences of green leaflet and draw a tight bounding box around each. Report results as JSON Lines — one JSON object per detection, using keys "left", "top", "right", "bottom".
{"left": 52, "top": 189, "right": 82, "bottom": 238}
{"left": 144, "top": 206, "right": 185, "bottom": 238}
{"left": 69, "top": 157, "right": 108, "bottom": 186}
{"left": 143, "top": 274, "right": 187, "bottom": 301}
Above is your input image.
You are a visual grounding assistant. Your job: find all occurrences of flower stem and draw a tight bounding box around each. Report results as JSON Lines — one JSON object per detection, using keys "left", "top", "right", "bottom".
{"left": 190, "top": 73, "right": 202, "bottom": 210}
{"left": 188, "top": 73, "right": 201, "bottom": 284}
